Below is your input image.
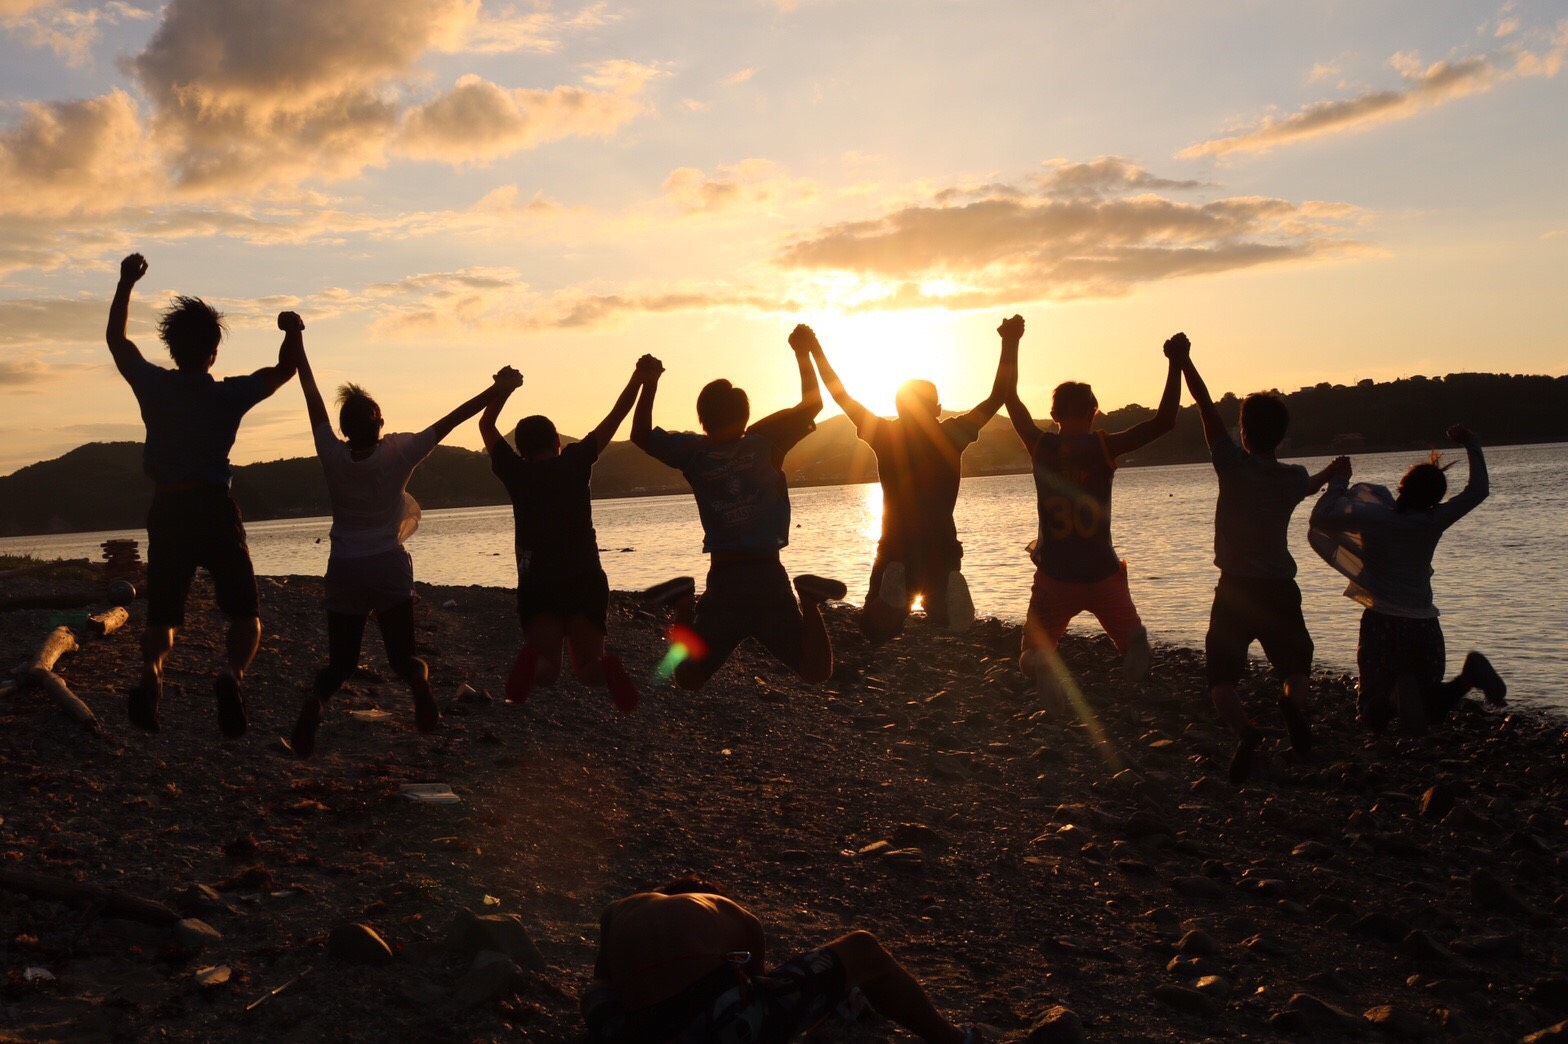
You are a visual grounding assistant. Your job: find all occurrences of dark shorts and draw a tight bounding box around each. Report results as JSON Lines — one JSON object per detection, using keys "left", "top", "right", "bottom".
{"left": 1205, "top": 574, "right": 1313, "bottom": 686}
{"left": 678, "top": 949, "right": 847, "bottom": 1044}
{"left": 865, "top": 539, "right": 962, "bottom": 632}
{"left": 1357, "top": 609, "right": 1446, "bottom": 728}
{"left": 146, "top": 487, "right": 259, "bottom": 627}
{"left": 324, "top": 548, "right": 414, "bottom": 616}
{"left": 516, "top": 557, "right": 610, "bottom": 634}
{"left": 685, "top": 556, "right": 803, "bottom": 682}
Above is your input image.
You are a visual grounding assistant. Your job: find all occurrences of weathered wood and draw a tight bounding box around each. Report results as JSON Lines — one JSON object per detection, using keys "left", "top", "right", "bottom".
{"left": 27, "top": 668, "right": 98, "bottom": 728}
{"left": 0, "top": 868, "right": 179, "bottom": 926}
{"left": 29, "top": 626, "right": 79, "bottom": 672}
{"left": 86, "top": 607, "right": 130, "bottom": 637}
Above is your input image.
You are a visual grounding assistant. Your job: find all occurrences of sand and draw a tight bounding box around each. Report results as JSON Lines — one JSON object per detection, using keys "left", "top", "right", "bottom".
{"left": 2, "top": 566, "right": 1566, "bottom": 1042}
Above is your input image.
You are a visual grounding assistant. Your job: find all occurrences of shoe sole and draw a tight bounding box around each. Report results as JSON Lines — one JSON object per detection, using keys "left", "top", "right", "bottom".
{"left": 639, "top": 577, "right": 696, "bottom": 607}
{"left": 1464, "top": 652, "right": 1507, "bottom": 705}
{"left": 795, "top": 575, "right": 848, "bottom": 602}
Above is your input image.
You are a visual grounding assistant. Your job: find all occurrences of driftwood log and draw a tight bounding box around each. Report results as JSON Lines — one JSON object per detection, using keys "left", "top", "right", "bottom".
{"left": 0, "top": 868, "right": 178, "bottom": 926}
{"left": 15, "top": 625, "right": 100, "bottom": 730}
{"left": 86, "top": 607, "right": 130, "bottom": 637}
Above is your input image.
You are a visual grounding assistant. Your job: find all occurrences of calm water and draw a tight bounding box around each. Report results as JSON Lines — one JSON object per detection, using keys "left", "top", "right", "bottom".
{"left": 6, "top": 444, "right": 1565, "bottom": 710}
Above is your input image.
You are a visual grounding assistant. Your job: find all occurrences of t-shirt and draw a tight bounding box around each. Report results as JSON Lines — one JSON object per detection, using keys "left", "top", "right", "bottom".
{"left": 860, "top": 414, "right": 979, "bottom": 556}
{"left": 1210, "top": 433, "right": 1313, "bottom": 579}
{"left": 313, "top": 421, "right": 443, "bottom": 559}
{"left": 1029, "top": 430, "right": 1121, "bottom": 583}
{"left": 1308, "top": 440, "right": 1488, "bottom": 619}
{"left": 124, "top": 357, "right": 268, "bottom": 486}
{"left": 643, "top": 409, "right": 815, "bottom": 554}
{"left": 489, "top": 437, "right": 602, "bottom": 580}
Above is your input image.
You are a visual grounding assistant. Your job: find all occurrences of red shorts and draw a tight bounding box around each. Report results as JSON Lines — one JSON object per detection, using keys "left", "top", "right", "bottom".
{"left": 1022, "top": 562, "right": 1142, "bottom": 655}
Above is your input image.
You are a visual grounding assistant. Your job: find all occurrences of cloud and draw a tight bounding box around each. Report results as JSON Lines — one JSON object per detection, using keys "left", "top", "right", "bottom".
{"left": 722, "top": 68, "right": 756, "bottom": 86}
{"left": 395, "top": 61, "right": 658, "bottom": 163}
{"left": 661, "top": 159, "right": 816, "bottom": 214}
{"left": 0, "top": 91, "right": 159, "bottom": 216}
{"left": 450, "top": 2, "right": 614, "bottom": 55}
{"left": 775, "top": 160, "right": 1371, "bottom": 307}
{"left": 1181, "top": 29, "right": 1567, "bottom": 159}
{"left": 2, "top": 1, "right": 152, "bottom": 65}
{"left": 0, "top": 296, "right": 121, "bottom": 347}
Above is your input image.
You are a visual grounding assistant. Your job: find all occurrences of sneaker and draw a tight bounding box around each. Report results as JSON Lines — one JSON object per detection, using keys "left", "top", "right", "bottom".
{"left": 289, "top": 697, "right": 322, "bottom": 758}
{"left": 505, "top": 645, "right": 539, "bottom": 704}
{"left": 639, "top": 576, "right": 696, "bottom": 607}
{"left": 875, "top": 562, "right": 907, "bottom": 610}
{"left": 1463, "top": 651, "right": 1507, "bottom": 706}
{"left": 1121, "top": 625, "right": 1151, "bottom": 682}
{"left": 601, "top": 653, "right": 639, "bottom": 715}
{"left": 215, "top": 672, "right": 247, "bottom": 738}
{"left": 413, "top": 687, "right": 442, "bottom": 734}
{"left": 128, "top": 678, "right": 161, "bottom": 732}
{"left": 1279, "top": 696, "right": 1313, "bottom": 755}
{"left": 1228, "top": 726, "right": 1262, "bottom": 785}
{"left": 944, "top": 570, "right": 975, "bottom": 633}
{"left": 794, "top": 574, "right": 848, "bottom": 604}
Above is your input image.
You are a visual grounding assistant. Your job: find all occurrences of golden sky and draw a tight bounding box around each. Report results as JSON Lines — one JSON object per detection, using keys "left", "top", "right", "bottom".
{"left": 2, "top": 1, "right": 1565, "bottom": 472}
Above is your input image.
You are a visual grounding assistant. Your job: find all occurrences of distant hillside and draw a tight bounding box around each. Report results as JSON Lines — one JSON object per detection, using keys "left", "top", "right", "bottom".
{"left": 3, "top": 371, "right": 1565, "bottom": 536}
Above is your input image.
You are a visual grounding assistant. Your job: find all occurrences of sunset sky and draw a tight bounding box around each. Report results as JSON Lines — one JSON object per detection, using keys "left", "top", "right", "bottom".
{"left": 1, "top": 0, "right": 1565, "bottom": 474}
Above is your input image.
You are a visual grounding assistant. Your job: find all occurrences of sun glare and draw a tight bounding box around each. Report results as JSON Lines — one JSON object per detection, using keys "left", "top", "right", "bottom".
{"left": 812, "top": 309, "right": 972, "bottom": 417}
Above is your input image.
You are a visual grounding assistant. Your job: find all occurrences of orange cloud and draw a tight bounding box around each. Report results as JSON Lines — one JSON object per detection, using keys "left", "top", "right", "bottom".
{"left": 0, "top": 90, "right": 158, "bottom": 216}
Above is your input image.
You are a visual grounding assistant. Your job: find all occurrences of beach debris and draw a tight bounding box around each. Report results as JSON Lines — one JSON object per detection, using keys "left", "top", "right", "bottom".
{"left": 100, "top": 539, "right": 142, "bottom": 586}
{"left": 243, "top": 966, "right": 312, "bottom": 1013}
{"left": 401, "top": 783, "right": 461, "bottom": 805}
{"left": 23, "top": 966, "right": 55, "bottom": 983}
{"left": 13, "top": 625, "right": 98, "bottom": 729}
{"left": 107, "top": 579, "right": 136, "bottom": 606}
{"left": 347, "top": 708, "right": 393, "bottom": 722}
{"left": 1521, "top": 1021, "right": 1568, "bottom": 1044}
{"left": 173, "top": 918, "right": 223, "bottom": 951}
{"left": 194, "top": 965, "right": 232, "bottom": 988}
{"left": 327, "top": 922, "right": 394, "bottom": 965}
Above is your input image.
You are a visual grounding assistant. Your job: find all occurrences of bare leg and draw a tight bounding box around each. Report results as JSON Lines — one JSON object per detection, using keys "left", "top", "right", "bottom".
{"left": 223, "top": 615, "right": 261, "bottom": 681}
{"left": 826, "top": 931, "right": 964, "bottom": 1044}
{"left": 129, "top": 625, "right": 176, "bottom": 730}
{"left": 566, "top": 616, "right": 608, "bottom": 685}
{"left": 1280, "top": 672, "right": 1313, "bottom": 753}
{"left": 526, "top": 616, "right": 567, "bottom": 687}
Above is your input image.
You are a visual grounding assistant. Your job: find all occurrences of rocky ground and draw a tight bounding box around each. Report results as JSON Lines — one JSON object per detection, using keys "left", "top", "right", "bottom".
{"left": 1, "top": 563, "right": 1566, "bottom": 1043}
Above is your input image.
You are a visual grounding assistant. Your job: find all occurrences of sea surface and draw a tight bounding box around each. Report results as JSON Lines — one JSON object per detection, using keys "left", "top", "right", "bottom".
{"left": 6, "top": 443, "right": 1565, "bottom": 711}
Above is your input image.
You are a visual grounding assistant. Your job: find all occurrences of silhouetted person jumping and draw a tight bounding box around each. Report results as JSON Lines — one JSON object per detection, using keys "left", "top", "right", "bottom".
{"left": 1177, "top": 336, "right": 1343, "bottom": 783}
{"left": 583, "top": 878, "right": 974, "bottom": 1044}
{"left": 630, "top": 330, "right": 844, "bottom": 690}
{"left": 107, "top": 253, "right": 297, "bottom": 737}
{"left": 803, "top": 318, "right": 1017, "bottom": 641}
{"left": 1310, "top": 425, "right": 1506, "bottom": 734}
{"left": 480, "top": 357, "right": 656, "bottom": 711}
{"left": 1003, "top": 326, "right": 1183, "bottom": 707}
{"left": 285, "top": 324, "right": 516, "bottom": 758}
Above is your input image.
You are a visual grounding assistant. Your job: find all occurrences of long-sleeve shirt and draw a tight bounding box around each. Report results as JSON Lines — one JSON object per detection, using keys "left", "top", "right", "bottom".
{"left": 1308, "top": 440, "right": 1488, "bottom": 618}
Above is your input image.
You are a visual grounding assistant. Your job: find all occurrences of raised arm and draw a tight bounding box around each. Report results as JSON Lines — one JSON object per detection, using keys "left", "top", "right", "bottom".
{"left": 787, "top": 325, "right": 823, "bottom": 420}
{"left": 279, "top": 312, "right": 327, "bottom": 429}
{"left": 629, "top": 356, "right": 664, "bottom": 449}
{"left": 425, "top": 368, "right": 517, "bottom": 445}
{"left": 478, "top": 370, "right": 522, "bottom": 452}
{"left": 248, "top": 313, "right": 303, "bottom": 399}
{"left": 1306, "top": 456, "right": 1351, "bottom": 495}
{"left": 959, "top": 314, "right": 1023, "bottom": 430}
{"left": 1175, "top": 336, "right": 1228, "bottom": 448}
{"left": 1105, "top": 333, "right": 1184, "bottom": 457}
{"left": 106, "top": 253, "right": 149, "bottom": 379}
{"left": 799, "top": 326, "right": 870, "bottom": 428}
{"left": 1433, "top": 425, "right": 1489, "bottom": 527}
{"left": 587, "top": 359, "right": 652, "bottom": 452}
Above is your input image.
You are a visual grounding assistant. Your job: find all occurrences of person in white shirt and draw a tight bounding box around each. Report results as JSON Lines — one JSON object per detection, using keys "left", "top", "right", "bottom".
{"left": 279, "top": 312, "right": 519, "bottom": 757}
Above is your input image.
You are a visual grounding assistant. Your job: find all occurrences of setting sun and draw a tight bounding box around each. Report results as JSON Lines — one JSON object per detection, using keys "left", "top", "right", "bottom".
{"left": 810, "top": 309, "right": 982, "bottom": 418}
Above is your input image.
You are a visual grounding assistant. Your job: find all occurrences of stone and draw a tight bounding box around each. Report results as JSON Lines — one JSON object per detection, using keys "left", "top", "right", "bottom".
{"left": 1449, "top": 933, "right": 1523, "bottom": 959}
{"left": 891, "top": 823, "right": 945, "bottom": 848}
{"left": 172, "top": 918, "right": 222, "bottom": 951}
{"left": 1167, "top": 955, "right": 1221, "bottom": 979}
{"left": 1362, "top": 1005, "right": 1439, "bottom": 1039}
{"left": 1292, "top": 840, "right": 1334, "bottom": 862}
{"left": 1351, "top": 911, "right": 1412, "bottom": 947}
{"left": 857, "top": 840, "right": 892, "bottom": 858}
{"left": 1399, "top": 930, "right": 1456, "bottom": 964}
{"left": 174, "top": 883, "right": 230, "bottom": 917}
{"left": 445, "top": 910, "right": 546, "bottom": 971}
{"left": 1171, "top": 876, "right": 1224, "bottom": 901}
{"left": 1470, "top": 868, "right": 1540, "bottom": 919}
{"left": 1286, "top": 992, "right": 1370, "bottom": 1036}
{"left": 1026, "top": 1004, "right": 1087, "bottom": 1044}
{"left": 1244, "top": 933, "right": 1294, "bottom": 957}
{"left": 1176, "top": 930, "right": 1219, "bottom": 956}
{"left": 883, "top": 848, "right": 927, "bottom": 872}
{"left": 1419, "top": 784, "right": 1457, "bottom": 820}
{"left": 1527, "top": 978, "right": 1568, "bottom": 1015}
{"left": 1194, "top": 975, "right": 1232, "bottom": 1001}
{"left": 1154, "top": 983, "right": 1216, "bottom": 1016}
{"left": 328, "top": 922, "right": 394, "bottom": 965}
{"left": 451, "top": 950, "right": 522, "bottom": 1008}
{"left": 1522, "top": 1022, "right": 1568, "bottom": 1044}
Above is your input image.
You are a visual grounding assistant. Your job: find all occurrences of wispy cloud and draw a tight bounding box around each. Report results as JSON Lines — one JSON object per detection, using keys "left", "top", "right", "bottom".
{"left": 661, "top": 158, "right": 816, "bottom": 214}
{"left": 1180, "top": 26, "right": 1567, "bottom": 159}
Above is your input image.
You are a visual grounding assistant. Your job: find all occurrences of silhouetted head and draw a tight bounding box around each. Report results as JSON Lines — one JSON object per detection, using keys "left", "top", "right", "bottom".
{"left": 1397, "top": 452, "right": 1452, "bottom": 511}
{"left": 1050, "top": 381, "right": 1098, "bottom": 431}
{"left": 894, "top": 379, "right": 940, "bottom": 421}
{"left": 657, "top": 876, "right": 727, "bottom": 897}
{"left": 513, "top": 416, "right": 559, "bottom": 458}
{"left": 696, "top": 379, "right": 749, "bottom": 438}
{"left": 1239, "top": 393, "right": 1289, "bottom": 454}
{"left": 337, "top": 383, "right": 383, "bottom": 450}
{"left": 158, "top": 296, "right": 226, "bottom": 372}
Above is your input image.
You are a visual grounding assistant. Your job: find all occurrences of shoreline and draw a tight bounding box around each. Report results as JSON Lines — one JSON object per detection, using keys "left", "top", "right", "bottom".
{"left": 2, "top": 570, "right": 1567, "bottom": 1040}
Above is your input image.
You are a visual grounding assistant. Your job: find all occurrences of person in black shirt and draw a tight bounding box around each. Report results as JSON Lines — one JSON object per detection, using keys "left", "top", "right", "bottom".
{"left": 479, "top": 356, "right": 659, "bottom": 710}
{"left": 803, "top": 318, "right": 1018, "bottom": 641}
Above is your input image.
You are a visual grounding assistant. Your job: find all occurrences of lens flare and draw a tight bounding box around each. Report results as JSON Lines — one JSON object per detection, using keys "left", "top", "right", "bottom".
{"left": 653, "top": 623, "right": 709, "bottom": 682}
